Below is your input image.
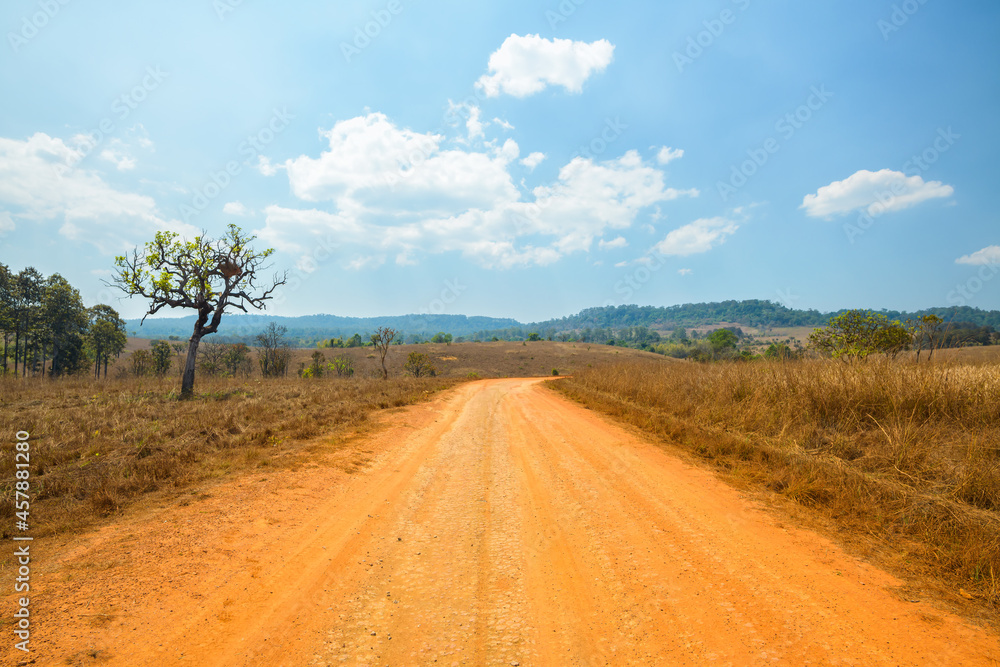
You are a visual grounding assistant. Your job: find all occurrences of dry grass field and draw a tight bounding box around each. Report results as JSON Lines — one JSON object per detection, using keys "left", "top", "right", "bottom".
{"left": 123, "top": 337, "right": 664, "bottom": 378}
{"left": 293, "top": 339, "right": 664, "bottom": 378}
{"left": 0, "top": 341, "right": 658, "bottom": 538}
{"left": 0, "top": 374, "right": 458, "bottom": 537}
{"left": 553, "top": 354, "right": 1000, "bottom": 615}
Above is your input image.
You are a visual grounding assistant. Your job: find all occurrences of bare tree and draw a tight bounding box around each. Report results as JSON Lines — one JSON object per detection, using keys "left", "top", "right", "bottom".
{"left": 256, "top": 322, "right": 291, "bottom": 377}
{"left": 370, "top": 326, "right": 397, "bottom": 380}
{"left": 111, "top": 225, "right": 286, "bottom": 396}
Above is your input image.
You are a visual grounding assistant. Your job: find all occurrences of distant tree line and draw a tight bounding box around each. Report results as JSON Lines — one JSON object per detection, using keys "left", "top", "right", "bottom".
{"left": 0, "top": 263, "right": 127, "bottom": 378}
{"left": 471, "top": 301, "right": 1000, "bottom": 341}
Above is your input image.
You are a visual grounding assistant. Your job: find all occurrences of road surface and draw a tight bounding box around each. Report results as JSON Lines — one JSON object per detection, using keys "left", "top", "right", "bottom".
{"left": 15, "top": 378, "right": 1000, "bottom": 665}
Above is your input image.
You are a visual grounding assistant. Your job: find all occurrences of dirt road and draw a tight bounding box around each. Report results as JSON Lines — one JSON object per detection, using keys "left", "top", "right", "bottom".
{"left": 11, "top": 378, "right": 1000, "bottom": 665}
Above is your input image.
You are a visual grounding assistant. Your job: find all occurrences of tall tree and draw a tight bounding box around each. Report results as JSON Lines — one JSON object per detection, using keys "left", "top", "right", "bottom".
{"left": 87, "top": 305, "right": 128, "bottom": 378}
{"left": 0, "top": 263, "right": 12, "bottom": 374}
{"left": 908, "top": 314, "right": 945, "bottom": 363}
{"left": 13, "top": 268, "right": 43, "bottom": 376}
{"left": 43, "top": 274, "right": 89, "bottom": 376}
{"left": 370, "top": 326, "right": 397, "bottom": 380}
{"left": 255, "top": 322, "right": 291, "bottom": 378}
{"left": 809, "top": 310, "right": 913, "bottom": 361}
{"left": 111, "top": 225, "right": 286, "bottom": 396}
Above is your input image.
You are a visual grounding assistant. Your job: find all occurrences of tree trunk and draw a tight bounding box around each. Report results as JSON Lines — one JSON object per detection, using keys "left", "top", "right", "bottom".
{"left": 181, "top": 333, "right": 202, "bottom": 396}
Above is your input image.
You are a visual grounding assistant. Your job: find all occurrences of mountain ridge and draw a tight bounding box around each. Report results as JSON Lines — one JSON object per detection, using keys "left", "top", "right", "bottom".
{"left": 125, "top": 300, "right": 1000, "bottom": 343}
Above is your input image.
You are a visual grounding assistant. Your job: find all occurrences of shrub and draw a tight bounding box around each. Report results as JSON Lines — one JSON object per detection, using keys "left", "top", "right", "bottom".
{"left": 404, "top": 352, "right": 436, "bottom": 378}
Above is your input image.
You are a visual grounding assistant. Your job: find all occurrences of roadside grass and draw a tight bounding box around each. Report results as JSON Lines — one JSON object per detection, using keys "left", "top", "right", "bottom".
{"left": 553, "top": 357, "right": 1000, "bottom": 612}
{"left": 0, "top": 374, "right": 457, "bottom": 536}
{"left": 0, "top": 340, "right": 653, "bottom": 537}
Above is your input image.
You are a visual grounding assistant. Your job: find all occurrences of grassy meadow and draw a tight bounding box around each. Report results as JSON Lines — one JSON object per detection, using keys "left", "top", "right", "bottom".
{"left": 553, "top": 352, "right": 1000, "bottom": 614}
{"left": 0, "top": 341, "right": 659, "bottom": 537}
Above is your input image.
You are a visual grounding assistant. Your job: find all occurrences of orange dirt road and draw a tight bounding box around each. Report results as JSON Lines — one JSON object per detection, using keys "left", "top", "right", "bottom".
{"left": 10, "top": 378, "right": 1000, "bottom": 666}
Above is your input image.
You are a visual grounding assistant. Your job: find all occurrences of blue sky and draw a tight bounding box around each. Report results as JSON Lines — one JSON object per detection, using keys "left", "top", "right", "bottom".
{"left": 1, "top": 0, "right": 997, "bottom": 322}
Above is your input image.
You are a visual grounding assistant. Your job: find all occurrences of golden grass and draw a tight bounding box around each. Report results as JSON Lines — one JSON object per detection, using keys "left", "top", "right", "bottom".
{"left": 0, "top": 340, "right": 656, "bottom": 538}
{"left": 553, "top": 357, "right": 1000, "bottom": 611}
{"left": 0, "top": 374, "right": 457, "bottom": 536}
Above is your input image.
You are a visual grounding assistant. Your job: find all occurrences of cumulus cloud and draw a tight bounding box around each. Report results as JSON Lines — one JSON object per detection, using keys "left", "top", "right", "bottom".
{"left": 678, "top": 268, "right": 692, "bottom": 276}
{"left": 653, "top": 217, "right": 738, "bottom": 257}
{"left": 0, "top": 132, "right": 194, "bottom": 250}
{"left": 282, "top": 113, "right": 519, "bottom": 214}
{"left": 956, "top": 245, "right": 1000, "bottom": 266}
{"left": 346, "top": 255, "right": 386, "bottom": 271}
{"left": 223, "top": 201, "right": 252, "bottom": 216}
{"left": 599, "top": 236, "right": 628, "bottom": 250}
{"left": 447, "top": 101, "right": 486, "bottom": 141}
{"left": 801, "top": 169, "right": 954, "bottom": 218}
{"left": 476, "top": 34, "right": 615, "bottom": 98}
{"left": 656, "top": 147, "right": 684, "bottom": 165}
{"left": 259, "top": 115, "right": 696, "bottom": 270}
{"left": 520, "top": 152, "right": 546, "bottom": 171}
{"left": 100, "top": 148, "right": 136, "bottom": 171}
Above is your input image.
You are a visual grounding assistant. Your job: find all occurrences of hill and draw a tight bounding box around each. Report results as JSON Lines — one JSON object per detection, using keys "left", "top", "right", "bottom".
{"left": 126, "top": 301, "right": 1000, "bottom": 345}
{"left": 125, "top": 313, "right": 521, "bottom": 345}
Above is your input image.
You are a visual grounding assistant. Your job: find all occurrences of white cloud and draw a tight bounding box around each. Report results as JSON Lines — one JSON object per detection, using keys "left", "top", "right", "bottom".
{"left": 100, "top": 148, "right": 136, "bottom": 171}
{"left": 599, "top": 236, "right": 628, "bottom": 250}
{"left": 801, "top": 169, "right": 954, "bottom": 218}
{"left": 0, "top": 211, "right": 14, "bottom": 235}
{"left": 678, "top": 268, "right": 692, "bottom": 276}
{"left": 447, "top": 101, "right": 486, "bottom": 141}
{"left": 653, "top": 217, "right": 738, "bottom": 257}
{"left": 520, "top": 152, "right": 546, "bottom": 171}
{"left": 466, "top": 106, "right": 484, "bottom": 140}
{"left": 476, "top": 34, "right": 615, "bottom": 98}
{"left": 282, "top": 113, "right": 518, "bottom": 213}
{"left": 261, "top": 115, "right": 696, "bottom": 270}
{"left": 656, "top": 147, "right": 684, "bottom": 165}
{"left": 223, "top": 201, "right": 252, "bottom": 216}
{"left": 493, "top": 117, "right": 515, "bottom": 131}
{"left": 346, "top": 255, "right": 386, "bottom": 271}
{"left": 97, "top": 132, "right": 151, "bottom": 172}
{"left": 956, "top": 245, "right": 1000, "bottom": 266}
{"left": 0, "top": 132, "right": 194, "bottom": 251}
{"left": 257, "top": 156, "right": 279, "bottom": 176}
